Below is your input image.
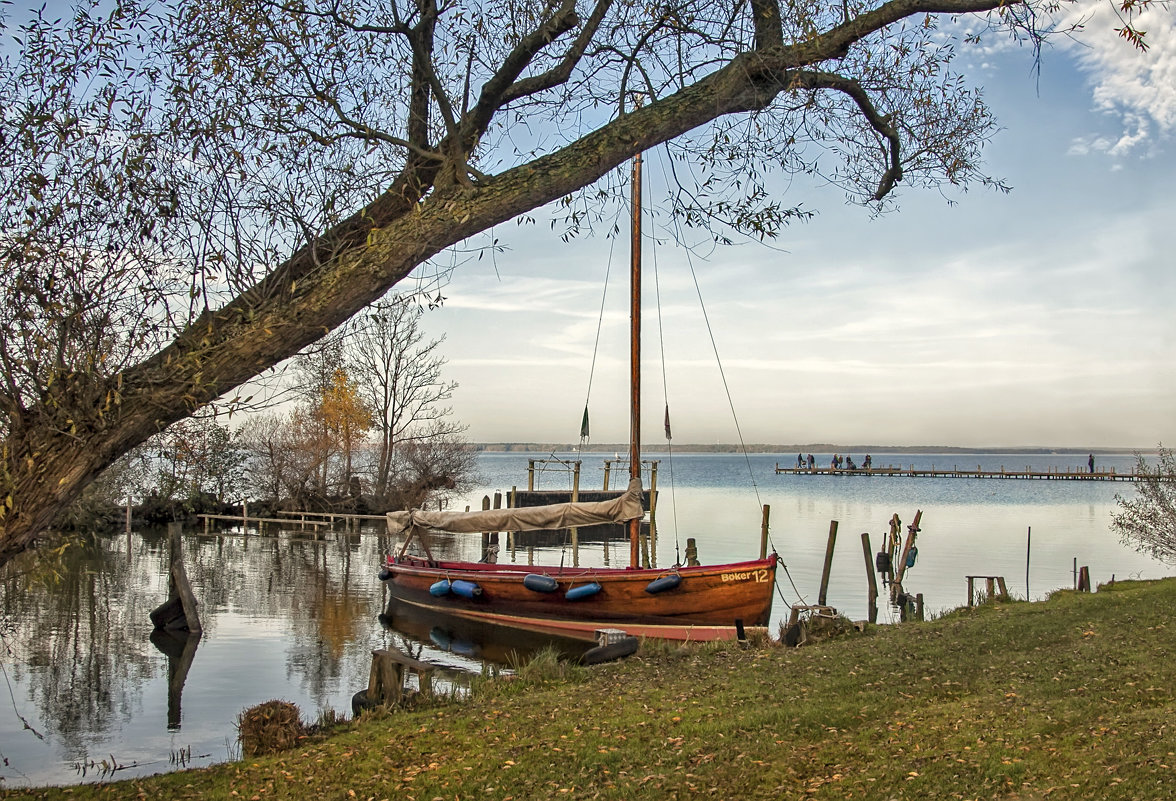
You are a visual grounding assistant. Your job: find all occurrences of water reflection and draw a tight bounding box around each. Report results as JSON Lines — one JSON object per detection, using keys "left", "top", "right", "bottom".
{"left": 0, "top": 526, "right": 405, "bottom": 787}
{"left": 148, "top": 630, "right": 201, "bottom": 730}
{"left": 379, "top": 596, "right": 588, "bottom": 667}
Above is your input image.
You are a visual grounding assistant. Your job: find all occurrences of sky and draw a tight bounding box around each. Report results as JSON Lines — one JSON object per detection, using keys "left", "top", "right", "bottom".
{"left": 415, "top": 4, "right": 1176, "bottom": 449}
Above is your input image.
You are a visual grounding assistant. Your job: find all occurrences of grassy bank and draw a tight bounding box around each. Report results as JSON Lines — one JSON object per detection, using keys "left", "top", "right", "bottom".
{"left": 6, "top": 579, "right": 1176, "bottom": 800}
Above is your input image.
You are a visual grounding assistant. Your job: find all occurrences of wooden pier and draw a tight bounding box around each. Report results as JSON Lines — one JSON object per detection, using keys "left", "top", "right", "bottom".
{"left": 774, "top": 463, "right": 1169, "bottom": 481}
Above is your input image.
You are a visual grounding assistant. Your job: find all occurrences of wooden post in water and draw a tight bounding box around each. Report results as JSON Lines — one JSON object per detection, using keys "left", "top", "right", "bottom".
{"left": 760, "top": 505, "right": 771, "bottom": 560}
{"left": 887, "top": 514, "right": 901, "bottom": 577}
{"left": 685, "top": 537, "right": 699, "bottom": 566}
{"left": 603, "top": 460, "right": 611, "bottom": 491}
{"left": 648, "top": 461, "right": 658, "bottom": 567}
{"left": 818, "top": 520, "right": 838, "bottom": 607}
{"left": 861, "top": 532, "right": 878, "bottom": 624}
{"left": 150, "top": 522, "right": 202, "bottom": 633}
{"left": 481, "top": 495, "right": 491, "bottom": 561}
{"left": 571, "top": 465, "right": 580, "bottom": 567}
{"left": 894, "top": 509, "right": 922, "bottom": 587}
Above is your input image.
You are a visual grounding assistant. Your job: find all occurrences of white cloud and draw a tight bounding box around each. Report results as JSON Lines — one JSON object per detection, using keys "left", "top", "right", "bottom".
{"left": 1056, "top": 2, "right": 1176, "bottom": 145}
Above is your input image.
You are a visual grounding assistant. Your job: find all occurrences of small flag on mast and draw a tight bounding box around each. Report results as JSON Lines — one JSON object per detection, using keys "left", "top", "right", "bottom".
{"left": 664, "top": 404, "right": 672, "bottom": 440}
{"left": 580, "top": 406, "right": 590, "bottom": 439}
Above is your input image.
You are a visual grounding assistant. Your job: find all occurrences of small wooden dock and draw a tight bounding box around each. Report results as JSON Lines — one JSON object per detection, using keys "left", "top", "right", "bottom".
{"left": 774, "top": 463, "right": 1168, "bottom": 481}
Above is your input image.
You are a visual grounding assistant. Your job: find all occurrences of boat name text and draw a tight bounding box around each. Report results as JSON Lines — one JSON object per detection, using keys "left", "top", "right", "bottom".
{"left": 721, "top": 569, "right": 770, "bottom": 583}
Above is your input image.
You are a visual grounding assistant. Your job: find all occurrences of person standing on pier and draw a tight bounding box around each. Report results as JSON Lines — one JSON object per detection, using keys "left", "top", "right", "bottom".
{"left": 797, "top": 453, "right": 804, "bottom": 468}
{"left": 807, "top": 453, "right": 815, "bottom": 470}
{"left": 1089, "top": 453, "right": 1095, "bottom": 473}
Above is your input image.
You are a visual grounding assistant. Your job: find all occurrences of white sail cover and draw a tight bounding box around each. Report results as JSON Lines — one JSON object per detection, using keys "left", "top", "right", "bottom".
{"left": 387, "top": 477, "right": 644, "bottom": 534}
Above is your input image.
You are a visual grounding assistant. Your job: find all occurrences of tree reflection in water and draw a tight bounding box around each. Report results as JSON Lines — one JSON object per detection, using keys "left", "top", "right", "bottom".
{"left": 0, "top": 525, "right": 393, "bottom": 787}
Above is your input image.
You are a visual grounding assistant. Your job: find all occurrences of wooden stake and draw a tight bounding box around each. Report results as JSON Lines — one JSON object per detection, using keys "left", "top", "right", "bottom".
{"left": 818, "top": 520, "right": 838, "bottom": 607}
{"left": 572, "top": 463, "right": 580, "bottom": 567}
{"left": 860, "top": 531, "right": 878, "bottom": 624}
{"left": 894, "top": 509, "right": 922, "bottom": 586}
{"left": 167, "top": 521, "right": 201, "bottom": 633}
{"left": 759, "top": 504, "right": 771, "bottom": 559}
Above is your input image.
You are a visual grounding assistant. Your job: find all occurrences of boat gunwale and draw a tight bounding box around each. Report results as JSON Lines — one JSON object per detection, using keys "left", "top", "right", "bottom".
{"left": 387, "top": 554, "right": 779, "bottom": 581}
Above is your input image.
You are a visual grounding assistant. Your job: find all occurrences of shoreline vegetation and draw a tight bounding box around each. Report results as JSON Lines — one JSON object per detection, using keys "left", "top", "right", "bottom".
{"left": 7, "top": 578, "right": 1176, "bottom": 800}
{"left": 469, "top": 443, "right": 1151, "bottom": 455}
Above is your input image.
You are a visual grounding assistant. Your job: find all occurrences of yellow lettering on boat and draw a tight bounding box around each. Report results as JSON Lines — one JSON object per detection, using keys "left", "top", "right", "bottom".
{"left": 722, "top": 569, "right": 771, "bottom": 583}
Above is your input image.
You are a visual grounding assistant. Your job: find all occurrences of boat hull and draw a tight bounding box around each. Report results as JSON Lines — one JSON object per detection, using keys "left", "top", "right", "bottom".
{"left": 380, "top": 555, "right": 777, "bottom": 642}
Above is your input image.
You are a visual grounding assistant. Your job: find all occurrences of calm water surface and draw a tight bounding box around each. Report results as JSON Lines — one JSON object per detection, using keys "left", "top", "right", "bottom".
{"left": 1, "top": 451, "right": 1170, "bottom": 787}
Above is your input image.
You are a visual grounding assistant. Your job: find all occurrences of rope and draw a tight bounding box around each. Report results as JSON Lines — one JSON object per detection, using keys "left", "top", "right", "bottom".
{"left": 578, "top": 203, "right": 626, "bottom": 450}
{"left": 652, "top": 148, "right": 777, "bottom": 555}
{"left": 646, "top": 154, "right": 682, "bottom": 565}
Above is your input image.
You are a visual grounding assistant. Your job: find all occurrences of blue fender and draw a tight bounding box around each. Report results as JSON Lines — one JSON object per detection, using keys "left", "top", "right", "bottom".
{"left": 645, "top": 574, "right": 682, "bottom": 594}
{"left": 523, "top": 573, "right": 559, "bottom": 593}
{"left": 450, "top": 579, "right": 483, "bottom": 599}
{"left": 565, "top": 582, "right": 602, "bottom": 601}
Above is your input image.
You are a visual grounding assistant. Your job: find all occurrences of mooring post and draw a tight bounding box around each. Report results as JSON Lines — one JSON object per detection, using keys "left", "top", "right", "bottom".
{"left": 818, "top": 520, "right": 838, "bottom": 607}
{"left": 481, "top": 495, "right": 491, "bottom": 561}
{"left": 1025, "top": 525, "right": 1032, "bottom": 599}
{"left": 760, "top": 504, "right": 771, "bottom": 559}
{"left": 887, "top": 514, "right": 901, "bottom": 572}
{"left": 861, "top": 532, "right": 878, "bottom": 624}
{"left": 527, "top": 460, "right": 535, "bottom": 492}
{"left": 916, "top": 593, "right": 925, "bottom": 621}
{"left": 603, "top": 460, "right": 611, "bottom": 491}
{"left": 367, "top": 650, "right": 405, "bottom": 706}
{"left": 685, "top": 537, "right": 699, "bottom": 566}
{"left": 167, "top": 521, "right": 201, "bottom": 633}
{"left": 571, "top": 467, "right": 581, "bottom": 567}
{"left": 894, "top": 509, "right": 922, "bottom": 586}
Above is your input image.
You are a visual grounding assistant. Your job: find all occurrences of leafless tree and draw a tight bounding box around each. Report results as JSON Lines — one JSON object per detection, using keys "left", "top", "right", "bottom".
{"left": 348, "top": 297, "right": 461, "bottom": 498}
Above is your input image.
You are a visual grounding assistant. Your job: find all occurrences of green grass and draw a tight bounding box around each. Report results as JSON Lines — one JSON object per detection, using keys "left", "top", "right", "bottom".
{"left": 6, "top": 579, "right": 1176, "bottom": 800}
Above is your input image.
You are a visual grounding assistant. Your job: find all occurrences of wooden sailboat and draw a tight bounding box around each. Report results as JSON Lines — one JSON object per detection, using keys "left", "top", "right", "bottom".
{"left": 379, "top": 155, "right": 777, "bottom": 642}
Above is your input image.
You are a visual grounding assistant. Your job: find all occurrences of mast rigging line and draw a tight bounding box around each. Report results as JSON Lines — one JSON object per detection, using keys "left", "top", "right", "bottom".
{"left": 650, "top": 148, "right": 776, "bottom": 554}
{"left": 578, "top": 202, "right": 627, "bottom": 449}
{"left": 646, "top": 152, "right": 683, "bottom": 565}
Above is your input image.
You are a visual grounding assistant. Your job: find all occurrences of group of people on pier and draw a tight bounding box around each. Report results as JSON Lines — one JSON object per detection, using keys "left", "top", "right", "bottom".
{"left": 794, "top": 453, "right": 873, "bottom": 471}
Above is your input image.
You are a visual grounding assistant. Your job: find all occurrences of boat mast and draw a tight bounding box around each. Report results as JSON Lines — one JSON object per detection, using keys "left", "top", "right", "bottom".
{"left": 628, "top": 152, "right": 642, "bottom": 569}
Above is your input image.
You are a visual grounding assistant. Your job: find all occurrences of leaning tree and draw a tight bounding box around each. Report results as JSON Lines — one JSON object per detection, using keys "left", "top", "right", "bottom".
{"left": 0, "top": 0, "right": 1149, "bottom": 567}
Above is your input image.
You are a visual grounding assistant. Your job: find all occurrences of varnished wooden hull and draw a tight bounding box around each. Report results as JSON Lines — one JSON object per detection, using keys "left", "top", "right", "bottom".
{"left": 380, "top": 555, "right": 777, "bottom": 642}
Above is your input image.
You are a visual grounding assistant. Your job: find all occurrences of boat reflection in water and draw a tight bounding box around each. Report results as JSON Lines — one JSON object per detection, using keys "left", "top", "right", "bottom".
{"left": 378, "top": 594, "right": 592, "bottom": 670}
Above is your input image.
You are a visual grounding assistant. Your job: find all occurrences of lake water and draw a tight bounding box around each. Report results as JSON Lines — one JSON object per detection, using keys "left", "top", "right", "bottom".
{"left": 1, "top": 450, "right": 1170, "bottom": 788}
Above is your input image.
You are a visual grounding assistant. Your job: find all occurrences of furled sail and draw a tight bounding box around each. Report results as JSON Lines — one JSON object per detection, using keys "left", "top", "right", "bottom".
{"left": 386, "top": 477, "right": 644, "bottom": 534}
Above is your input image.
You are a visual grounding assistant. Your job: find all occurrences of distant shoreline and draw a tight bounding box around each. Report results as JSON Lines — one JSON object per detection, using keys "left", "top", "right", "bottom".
{"left": 467, "top": 443, "right": 1150, "bottom": 455}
